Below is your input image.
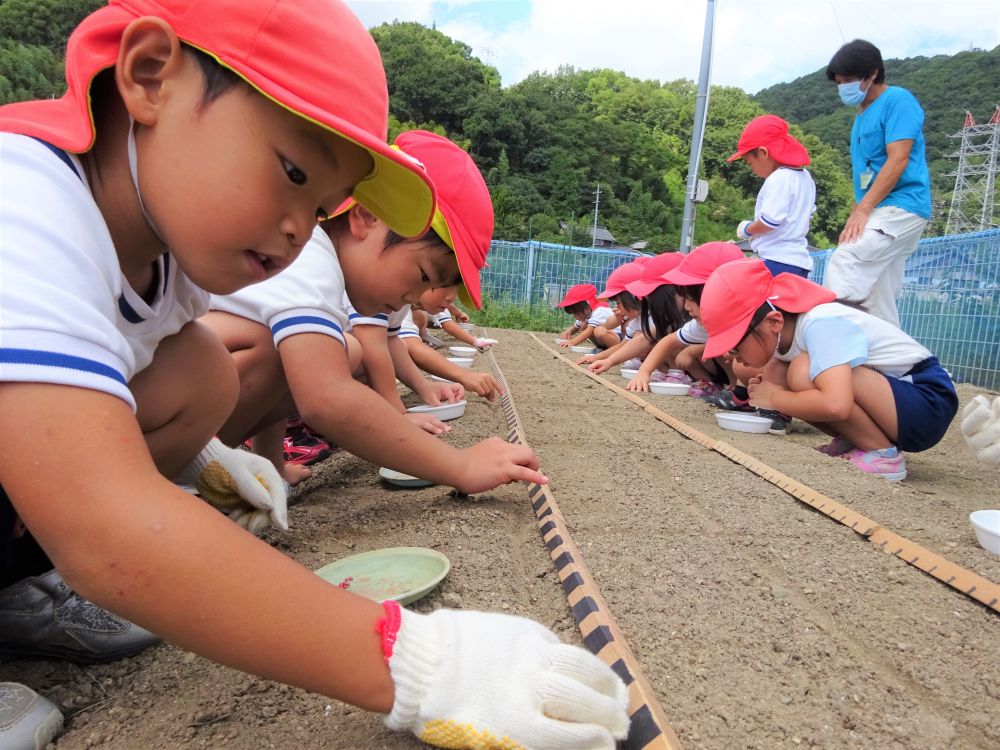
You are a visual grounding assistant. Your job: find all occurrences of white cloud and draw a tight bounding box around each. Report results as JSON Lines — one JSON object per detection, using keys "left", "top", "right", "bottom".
{"left": 347, "top": 0, "right": 1000, "bottom": 93}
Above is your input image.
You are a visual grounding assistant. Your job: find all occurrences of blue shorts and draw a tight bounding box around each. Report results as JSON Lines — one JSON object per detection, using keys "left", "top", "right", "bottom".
{"left": 886, "top": 357, "right": 958, "bottom": 452}
{"left": 763, "top": 259, "right": 810, "bottom": 278}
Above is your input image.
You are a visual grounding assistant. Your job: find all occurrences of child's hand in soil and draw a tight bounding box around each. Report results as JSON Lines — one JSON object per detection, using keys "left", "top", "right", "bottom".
{"left": 421, "top": 382, "right": 465, "bottom": 406}
{"left": 460, "top": 372, "right": 501, "bottom": 402}
{"left": 626, "top": 370, "right": 650, "bottom": 392}
{"left": 382, "top": 602, "right": 629, "bottom": 749}
{"left": 455, "top": 438, "right": 546, "bottom": 494}
{"left": 405, "top": 413, "right": 452, "bottom": 436}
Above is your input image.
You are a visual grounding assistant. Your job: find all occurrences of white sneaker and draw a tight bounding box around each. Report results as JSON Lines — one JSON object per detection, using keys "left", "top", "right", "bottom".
{"left": 0, "top": 682, "right": 63, "bottom": 750}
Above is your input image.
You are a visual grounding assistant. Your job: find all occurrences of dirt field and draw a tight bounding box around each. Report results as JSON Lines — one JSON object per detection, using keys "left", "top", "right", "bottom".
{"left": 3, "top": 327, "right": 999, "bottom": 749}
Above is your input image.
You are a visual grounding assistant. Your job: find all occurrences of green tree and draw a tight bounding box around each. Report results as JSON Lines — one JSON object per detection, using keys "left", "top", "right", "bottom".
{"left": 0, "top": 39, "right": 64, "bottom": 104}
{"left": 0, "top": 0, "right": 102, "bottom": 53}
{"left": 371, "top": 21, "right": 499, "bottom": 135}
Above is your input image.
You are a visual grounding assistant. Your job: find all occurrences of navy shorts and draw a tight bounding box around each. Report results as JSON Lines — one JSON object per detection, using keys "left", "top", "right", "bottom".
{"left": 0, "top": 484, "right": 52, "bottom": 588}
{"left": 763, "top": 259, "right": 811, "bottom": 278}
{"left": 886, "top": 357, "right": 958, "bottom": 452}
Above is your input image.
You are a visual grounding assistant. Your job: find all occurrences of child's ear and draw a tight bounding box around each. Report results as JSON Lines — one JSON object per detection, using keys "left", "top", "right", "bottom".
{"left": 116, "top": 17, "right": 185, "bottom": 126}
{"left": 347, "top": 204, "right": 380, "bottom": 240}
{"left": 758, "top": 146, "right": 769, "bottom": 161}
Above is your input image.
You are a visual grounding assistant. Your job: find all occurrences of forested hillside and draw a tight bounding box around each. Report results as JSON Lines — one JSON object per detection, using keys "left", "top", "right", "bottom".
{"left": 373, "top": 21, "right": 854, "bottom": 249}
{"left": 1, "top": 1, "right": 986, "bottom": 247}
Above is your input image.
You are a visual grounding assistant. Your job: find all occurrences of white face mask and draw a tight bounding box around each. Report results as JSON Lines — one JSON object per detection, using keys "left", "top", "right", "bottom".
{"left": 838, "top": 76, "right": 873, "bottom": 106}
{"left": 127, "top": 118, "right": 165, "bottom": 243}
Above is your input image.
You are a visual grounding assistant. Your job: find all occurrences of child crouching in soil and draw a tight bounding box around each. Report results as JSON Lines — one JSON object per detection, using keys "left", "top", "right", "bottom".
{"left": 0, "top": 3, "right": 629, "bottom": 748}
{"left": 556, "top": 284, "right": 618, "bottom": 350}
{"left": 700, "top": 259, "right": 958, "bottom": 481}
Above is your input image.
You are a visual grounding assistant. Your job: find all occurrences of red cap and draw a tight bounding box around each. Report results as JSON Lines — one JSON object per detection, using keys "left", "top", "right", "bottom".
{"left": 632, "top": 255, "right": 653, "bottom": 266}
{"left": 393, "top": 131, "right": 493, "bottom": 309}
{"left": 0, "top": 0, "right": 436, "bottom": 238}
{"left": 598, "top": 262, "right": 643, "bottom": 298}
{"left": 661, "top": 241, "right": 746, "bottom": 286}
{"left": 557, "top": 283, "right": 605, "bottom": 309}
{"left": 623, "top": 252, "right": 683, "bottom": 298}
{"left": 701, "top": 258, "right": 836, "bottom": 359}
{"left": 726, "top": 114, "right": 810, "bottom": 167}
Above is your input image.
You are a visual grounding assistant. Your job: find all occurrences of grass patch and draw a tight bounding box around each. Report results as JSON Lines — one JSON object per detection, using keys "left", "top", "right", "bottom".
{"left": 468, "top": 295, "right": 568, "bottom": 333}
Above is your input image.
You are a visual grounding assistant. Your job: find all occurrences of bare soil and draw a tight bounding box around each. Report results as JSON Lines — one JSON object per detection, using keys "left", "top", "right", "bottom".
{"left": 3, "top": 328, "right": 999, "bottom": 749}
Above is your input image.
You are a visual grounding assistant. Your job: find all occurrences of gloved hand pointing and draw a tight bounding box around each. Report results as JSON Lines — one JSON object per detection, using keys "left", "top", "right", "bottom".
{"left": 177, "top": 438, "right": 288, "bottom": 532}
{"left": 382, "top": 603, "right": 630, "bottom": 750}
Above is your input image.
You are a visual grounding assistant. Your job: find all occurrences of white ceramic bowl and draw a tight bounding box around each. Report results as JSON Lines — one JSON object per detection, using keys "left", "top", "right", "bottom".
{"left": 715, "top": 412, "right": 772, "bottom": 434}
{"left": 407, "top": 399, "right": 467, "bottom": 421}
{"left": 447, "top": 357, "right": 474, "bottom": 369}
{"left": 620, "top": 368, "right": 638, "bottom": 380}
{"left": 378, "top": 467, "right": 436, "bottom": 488}
{"left": 449, "top": 345, "right": 477, "bottom": 356}
{"left": 570, "top": 345, "right": 593, "bottom": 353}
{"left": 969, "top": 510, "right": 1000, "bottom": 555}
{"left": 649, "top": 381, "right": 691, "bottom": 396}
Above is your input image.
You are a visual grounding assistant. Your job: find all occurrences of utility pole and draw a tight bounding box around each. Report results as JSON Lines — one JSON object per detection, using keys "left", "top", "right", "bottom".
{"left": 679, "top": 0, "right": 717, "bottom": 252}
{"left": 592, "top": 183, "right": 601, "bottom": 247}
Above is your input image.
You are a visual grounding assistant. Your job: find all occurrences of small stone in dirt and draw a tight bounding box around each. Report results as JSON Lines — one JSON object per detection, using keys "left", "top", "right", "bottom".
{"left": 534, "top": 565, "right": 550, "bottom": 578}
{"left": 441, "top": 592, "right": 463, "bottom": 607}
{"left": 770, "top": 585, "right": 788, "bottom": 599}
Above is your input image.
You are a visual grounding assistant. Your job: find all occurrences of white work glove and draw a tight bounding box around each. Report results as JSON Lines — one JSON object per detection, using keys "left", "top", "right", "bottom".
{"left": 736, "top": 219, "right": 753, "bottom": 240}
{"left": 473, "top": 337, "right": 497, "bottom": 349}
{"left": 177, "top": 438, "right": 288, "bottom": 532}
{"left": 960, "top": 395, "right": 1000, "bottom": 465}
{"left": 384, "top": 606, "right": 630, "bottom": 750}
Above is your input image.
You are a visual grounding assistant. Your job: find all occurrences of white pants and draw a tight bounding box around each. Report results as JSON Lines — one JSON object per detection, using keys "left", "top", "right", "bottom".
{"left": 824, "top": 206, "right": 928, "bottom": 328}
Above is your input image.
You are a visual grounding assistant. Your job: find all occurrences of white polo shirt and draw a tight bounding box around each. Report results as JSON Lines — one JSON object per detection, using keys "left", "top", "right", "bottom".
{"left": 210, "top": 226, "right": 347, "bottom": 348}
{"left": 0, "top": 134, "right": 208, "bottom": 410}
{"left": 752, "top": 167, "right": 816, "bottom": 271}
{"left": 774, "top": 303, "right": 932, "bottom": 380}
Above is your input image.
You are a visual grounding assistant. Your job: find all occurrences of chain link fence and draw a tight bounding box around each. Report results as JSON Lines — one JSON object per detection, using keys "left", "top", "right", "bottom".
{"left": 481, "top": 229, "right": 1000, "bottom": 390}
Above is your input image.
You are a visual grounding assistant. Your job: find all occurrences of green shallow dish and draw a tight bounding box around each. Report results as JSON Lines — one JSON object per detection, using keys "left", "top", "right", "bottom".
{"left": 314, "top": 547, "right": 451, "bottom": 605}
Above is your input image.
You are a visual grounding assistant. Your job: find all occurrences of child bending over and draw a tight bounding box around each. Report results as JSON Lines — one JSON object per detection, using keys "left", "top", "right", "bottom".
{"left": 701, "top": 259, "right": 957, "bottom": 480}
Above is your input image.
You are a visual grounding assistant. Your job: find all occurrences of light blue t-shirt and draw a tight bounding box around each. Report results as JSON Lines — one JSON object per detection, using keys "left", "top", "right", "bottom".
{"left": 850, "top": 86, "right": 931, "bottom": 219}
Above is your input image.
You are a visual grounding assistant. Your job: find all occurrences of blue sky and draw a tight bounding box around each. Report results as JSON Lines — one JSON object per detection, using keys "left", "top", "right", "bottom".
{"left": 347, "top": 0, "right": 999, "bottom": 98}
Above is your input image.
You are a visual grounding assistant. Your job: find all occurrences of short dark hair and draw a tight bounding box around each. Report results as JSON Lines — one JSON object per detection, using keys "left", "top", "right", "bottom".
{"left": 321, "top": 213, "right": 450, "bottom": 253}
{"left": 826, "top": 39, "right": 885, "bottom": 84}
{"left": 187, "top": 45, "right": 246, "bottom": 105}
{"left": 563, "top": 301, "right": 591, "bottom": 316}
{"left": 611, "top": 290, "right": 640, "bottom": 312}
{"left": 675, "top": 284, "right": 704, "bottom": 305}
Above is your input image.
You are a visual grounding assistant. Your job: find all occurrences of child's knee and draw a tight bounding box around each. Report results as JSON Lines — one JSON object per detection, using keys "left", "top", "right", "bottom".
{"left": 344, "top": 333, "right": 364, "bottom": 375}
{"left": 137, "top": 321, "right": 239, "bottom": 424}
{"left": 786, "top": 354, "right": 813, "bottom": 391}
{"left": 675, "top": 347, "right": 696, "bottom": 369}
